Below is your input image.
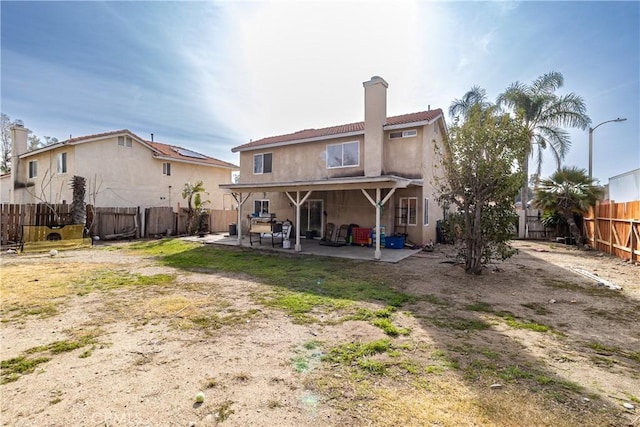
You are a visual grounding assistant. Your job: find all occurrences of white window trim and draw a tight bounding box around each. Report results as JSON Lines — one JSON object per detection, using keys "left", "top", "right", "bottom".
{"left": 399, "top": 197, "right": 418, "bottom": 226}
{"left": 28, "top": 160, "right": 37, "bottom": 178}
{"left": 254, "top": 199, "right": 270, "bottom": 216}
{"left": 163, "top": 162, "right": 171, "bottom": 176}
{"left": 326, "top": 140, "right": 359, "bottom": 169}
{"left": 390, "top": 129, "right": 418, "bottom": 139}
{"left": 57, "top": 152, "right": 67, "bottom": 174}
{"left": 253, "top": 153, "right": 273, "bottom": 175}
{"left": 118, "top": 136, "right": 133, "bottom": 147}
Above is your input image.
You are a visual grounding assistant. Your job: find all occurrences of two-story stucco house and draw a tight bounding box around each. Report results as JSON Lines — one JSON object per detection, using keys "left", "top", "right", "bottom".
{"left": 3, "top": 126, "right": 238, "bottom": 210}
{"left": 221, "top": 76, "right": 446, "bottom": 260}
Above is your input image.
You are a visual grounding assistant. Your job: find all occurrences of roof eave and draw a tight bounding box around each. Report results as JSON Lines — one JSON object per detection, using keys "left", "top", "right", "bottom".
{"left": 383, "top": 114, "right": 443, "bottom": 131}
{"left": 153, "top": 154, "right": 238, "bottom": 169}
{"left": 232, "top": 130, "right": 365, "bottom": 153}
{"left": 219, "top": 175, "right": 422, "bottom": 193}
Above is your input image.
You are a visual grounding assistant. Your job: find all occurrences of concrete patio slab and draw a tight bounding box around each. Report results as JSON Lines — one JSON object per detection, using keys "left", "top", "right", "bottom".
{"left": 182, "top": 233, "right": 421, "bottom": 263}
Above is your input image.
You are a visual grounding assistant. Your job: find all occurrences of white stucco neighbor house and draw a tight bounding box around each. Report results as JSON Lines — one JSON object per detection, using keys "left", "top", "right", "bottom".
{"left": 220, "top": 76, "right": 447, "bottom": 260}
{"left": 2, "top": 126, "right": 238, "bottom": 210}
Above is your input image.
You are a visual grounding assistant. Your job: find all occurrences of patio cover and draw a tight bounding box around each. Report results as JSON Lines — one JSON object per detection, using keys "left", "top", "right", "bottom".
{"left": 220, "top": 175, "right": 422, "bottom": 260}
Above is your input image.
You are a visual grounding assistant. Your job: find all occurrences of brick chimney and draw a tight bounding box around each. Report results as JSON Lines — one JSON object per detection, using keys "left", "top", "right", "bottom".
{"left": 10, "top": 122, "right": 29, "bottom": 203}
{"left": 363, "top": 76, "right": 387, "bottom": 177}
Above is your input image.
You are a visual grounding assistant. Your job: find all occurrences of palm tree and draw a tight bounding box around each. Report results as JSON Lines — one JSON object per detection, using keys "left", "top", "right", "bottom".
{"left": 533, "top": 166, "right": 603, "bottom": 249}
{"left": 449, "top": 86, "right": 493, "bottom": 122}
{"left": 497, "top": 71, "right": 591, "bottom": 210}
{"left": 182, "top": 181, "right": 209, "bottom": 235}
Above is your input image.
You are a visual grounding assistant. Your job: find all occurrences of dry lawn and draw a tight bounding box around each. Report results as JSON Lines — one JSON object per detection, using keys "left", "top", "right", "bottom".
{"left": 0, "top": 239, "right": 638, "bottom": 427}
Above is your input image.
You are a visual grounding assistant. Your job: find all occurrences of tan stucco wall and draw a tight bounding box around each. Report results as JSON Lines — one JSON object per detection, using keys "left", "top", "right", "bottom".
{"left": 236, "top": 119, "right": 446, "bottom": 245}
{"left": 238, "top": 135, "right": 366, "bottom": 183}
{"left": 12, "top": 137, "right": 235, "bottom": 209}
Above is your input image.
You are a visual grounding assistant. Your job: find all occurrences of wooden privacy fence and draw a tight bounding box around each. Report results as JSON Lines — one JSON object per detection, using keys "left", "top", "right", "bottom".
{"left": 583, "top": 200, "right": 640, "bottom": 262}
{"left": 1, "top": 203, "right": 241, "bottom": 247}
{"left": 88, "top": 206, "right": 140, "bottom": 240}
{"left": 145, "top": 207, "right": 238, "bottom": 236}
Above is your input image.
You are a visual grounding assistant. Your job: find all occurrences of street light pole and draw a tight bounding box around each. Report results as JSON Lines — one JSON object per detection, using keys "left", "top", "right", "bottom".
{"left": 588, "top": 117, "right": 627, "bottom": 179}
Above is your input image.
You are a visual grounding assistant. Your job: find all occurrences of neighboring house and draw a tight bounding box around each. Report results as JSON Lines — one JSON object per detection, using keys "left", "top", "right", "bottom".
{"left": 221, "top": 76, "right": 447, "bottom": 260}
{"left": 607, "top": 168, "right": 640, "bottom": 202}
{"left": 3, "top": 126, "right": 238, "bottom": 210}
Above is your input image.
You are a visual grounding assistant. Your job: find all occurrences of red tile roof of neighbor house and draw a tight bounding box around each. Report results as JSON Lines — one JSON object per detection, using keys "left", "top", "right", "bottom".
{"left": 62, "top": 129, "right": 237, "bottom": 169}
{"left": 232, "top": 109, "right": 444, "bottom": 152}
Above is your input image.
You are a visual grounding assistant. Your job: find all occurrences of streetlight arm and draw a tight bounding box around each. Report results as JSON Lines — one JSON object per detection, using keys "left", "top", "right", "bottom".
{"left": 588, "top": 117, "right": 627, "bottom": 179}
{"left": 590, "top": 117, "right": 627, "bottom": 133}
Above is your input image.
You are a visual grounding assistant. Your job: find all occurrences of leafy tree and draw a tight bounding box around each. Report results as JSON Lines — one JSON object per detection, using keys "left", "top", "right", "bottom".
{"left": 533, "top": 166, "right": 603, "bottom": 249}
{"left": 27, "top": 133, "right": 42, "bottom": 150}
{"left": 497, "top": 71, "right": 591, "bottom": 210}
{"left": 435, "top": 104, "right": 529, "bottom": 275}
{"left": 44, "top": 136, "right": 59, "bottom": 145}
{"left": 0, "top": 113, "right": 11, "bottom": 173}
{"left": 182, "top": 181, "right": 210, "bottom": 235}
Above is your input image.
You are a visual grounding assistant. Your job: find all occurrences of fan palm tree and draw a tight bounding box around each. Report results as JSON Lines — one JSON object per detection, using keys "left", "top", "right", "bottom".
{"left": 497, "top": 71, "right": 591, "bottom": 210}
{"left": 533, "top": 166, "right": 603, "bottom": 249}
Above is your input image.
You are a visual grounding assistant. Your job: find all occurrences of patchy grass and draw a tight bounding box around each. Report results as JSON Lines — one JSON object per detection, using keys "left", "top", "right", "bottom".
{"left": 543, "top": 280, "right": 625, "bottom": 298}
{"left": 324, "top": 339, "right": 394, "bottom": 365}
{"left": 465, "top": 301, "right": 494, "bottom": 312}
{"left": 372, "top": 318, "right": 410, "bottom": 337}
{"left": 1, "top": 330, "right": 99, "bottom": 383}
{"left": 432, "top": 316, "right": 491, "bottom": 332}
{"left": 0, "top": 262, "right": 175, "bottom": 321}
{"left": 497, "top": 313, "right": 554, "bottom": 333}
{"left": 521, "top": 302, "right": 550, "bottom": 315}
{"left": 133, "top": 240, "right": 415, "bottom": 308}
{"left": 74, "top": 270, "right": 175, "bottom": 294}
{"left": 1, "top": 356, "right": 51, "bottom": 384}
{"left": 214, "top": 400, "right": 235, "bottom": 422}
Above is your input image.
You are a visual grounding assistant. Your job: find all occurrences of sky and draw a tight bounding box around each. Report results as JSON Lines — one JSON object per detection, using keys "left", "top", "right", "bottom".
{"left": 1, "top": 0, "right": 638, "bottom": 184}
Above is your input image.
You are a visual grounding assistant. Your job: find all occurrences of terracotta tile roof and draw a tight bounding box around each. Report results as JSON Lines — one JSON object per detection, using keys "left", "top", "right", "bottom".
{"left": 60, "top": 129, "right": 237, "bottom": 169}
{"left": 233, "top": 109, "right": 443, "bottom": 152}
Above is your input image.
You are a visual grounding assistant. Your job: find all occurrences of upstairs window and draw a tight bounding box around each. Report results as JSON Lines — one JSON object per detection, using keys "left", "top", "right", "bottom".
{"left": 57, "top": 152, "right": 67, "bottom": 174}
{"left": 28, "top": 160, "right": 37, "bottom": 178}
{"left": 327, "top": 141, "right": 359, "bottom": 168}
{"left": 253, "top": 153, "right": 272, "bottom": 174}
{"left": 390, "top": 129, "right": 418, "bottom": 139}
{"left": 163, "top": 162, "right": 171, "bottom": 176}
{"left": 118, "top": 136, "right": 133, "bottom": 147}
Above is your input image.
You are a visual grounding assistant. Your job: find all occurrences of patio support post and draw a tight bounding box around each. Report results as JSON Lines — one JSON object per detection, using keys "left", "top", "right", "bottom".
{"left": 374, "top": 188, "right": 381, "bottom": 259}
{"left": 361, "top": 187, "right": 398, "bottom": 260}
{"left": 285, "top": 190, "right": 313, "bottom": 252}
{"left": 231, "top": 192, "right": 251, "bottom": 246}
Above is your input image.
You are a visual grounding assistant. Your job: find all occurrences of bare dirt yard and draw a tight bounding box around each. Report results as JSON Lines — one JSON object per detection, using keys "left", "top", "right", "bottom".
{"left": 1, "top": 238, "right": 638, "bottom": 427}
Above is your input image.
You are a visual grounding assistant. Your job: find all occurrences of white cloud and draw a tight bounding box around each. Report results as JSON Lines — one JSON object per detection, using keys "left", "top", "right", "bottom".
{"left": 208, "top": 1, "right": 435, "bottom": 141}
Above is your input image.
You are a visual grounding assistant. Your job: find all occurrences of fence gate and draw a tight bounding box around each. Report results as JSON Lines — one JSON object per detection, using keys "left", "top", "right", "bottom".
{"left": 145, "top": 207, "right": 175, "bottom": 237}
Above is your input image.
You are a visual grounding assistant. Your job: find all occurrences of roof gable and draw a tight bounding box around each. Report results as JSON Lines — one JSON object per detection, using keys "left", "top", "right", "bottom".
{"left": 233, "top": 109, "right": 444, "bottom": 152}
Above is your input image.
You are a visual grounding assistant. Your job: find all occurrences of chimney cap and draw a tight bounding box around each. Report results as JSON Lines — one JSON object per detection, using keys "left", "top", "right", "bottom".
{"left": 363, "top": 75, "right": 388, "bottom": 88}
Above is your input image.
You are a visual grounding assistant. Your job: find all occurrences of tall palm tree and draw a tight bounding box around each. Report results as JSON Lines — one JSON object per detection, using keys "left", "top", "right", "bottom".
{"left": 449, "top": 86, "right": 493, "bottom": 122}
{"left": 497, "top": 71, "right": 591, "bottom": 210}
{"left": 533, "top": 166, "right": 603, "bottom": 249}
